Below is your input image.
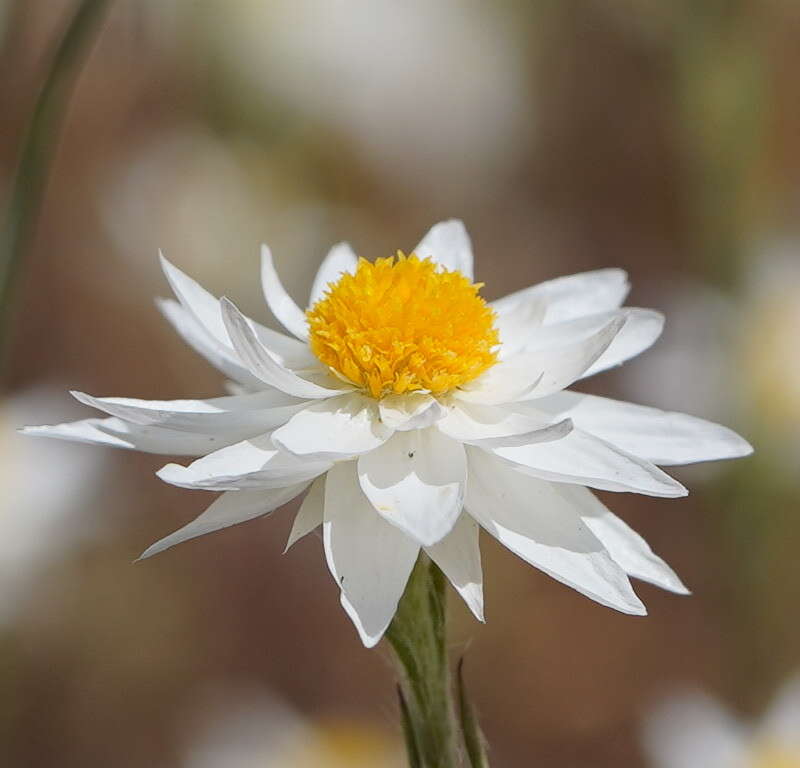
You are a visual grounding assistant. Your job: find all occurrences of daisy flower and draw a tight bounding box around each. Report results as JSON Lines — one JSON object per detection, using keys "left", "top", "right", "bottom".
{"left": 24, "top": 220, "right": 752, "bottom": 647}
{"left": 643, "top": 676, "right": 800, "bottom": 768}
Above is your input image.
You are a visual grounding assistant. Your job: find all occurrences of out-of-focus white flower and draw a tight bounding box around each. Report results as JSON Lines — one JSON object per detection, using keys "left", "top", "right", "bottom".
{"left": 643, "top": 676, "right": 800, "bottom": 768}
{"left": 0, "top": 389, "right": 107, "bottom": 623}
{"left": 183, "top": 686, "right": 403, "bottom": 768}
{"left": 25, "top": 220, "right": 751, "bottom": 647}
{"left": 204, "top": 0, "right": 527, "bottom": 196}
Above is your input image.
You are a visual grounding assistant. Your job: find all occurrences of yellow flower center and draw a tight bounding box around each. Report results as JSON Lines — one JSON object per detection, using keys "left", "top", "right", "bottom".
{"left": 307, "top": 253, "right": 498, "bottom": 399}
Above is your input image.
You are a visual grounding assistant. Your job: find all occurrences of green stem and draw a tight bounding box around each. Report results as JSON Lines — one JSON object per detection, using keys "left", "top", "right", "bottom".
{"left": 0, "top": 0, "right": 112, "bottom": 372}
{"left": 386, "top": 554, "right": 460, "bottom": 768}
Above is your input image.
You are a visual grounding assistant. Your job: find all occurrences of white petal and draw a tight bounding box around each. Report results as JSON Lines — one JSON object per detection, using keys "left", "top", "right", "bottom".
{"left": 138, "top": 483, "right": 308, "bottom": 560}
{"left": 378, "top": 394, "right": 446, "bottom": 431}
{"left": 413, "top": 219, "right": 474, "bottom": 280}
{"left": 425, "top": 514, "right": 484, "bottom": 622}
{"left": 492, "top": 268, "right": 629, "bottom": 324}
{"left": 495, "top": 295, "right": 547, "bottom": 360}
{"left": 260, "top": 244, "right": 309, "bottom": 340}
{"left": 437, "top": 400, "right": 571, "bottom": 445}
{"left": 456, "top": 315, "right": 625, "bottom": 405}
{"left": 309, "top": 242, "right": 358, "bottom": 306}
{"left": 159, "top": 253, "right": 311, "bottom": 368}
{"left": 465, "top": 449, "right": 646, "bottom": 615}
{"left": 323, "top": 462, "right": 420, "bottom": 647}
{"left": 642, "top": 692, "right": 749, "bottom": 768}
{"left": 486, "top": 427, "right": 688, "bottom": 497}
{"left": 583, "top": 309, "right": 664, "bottom": 377}
{"left": 272, "top": 394, "right": 392, "bottom": 459}
{"left": 221, "top": 298, "right": 349, "bottom": 399}
{"left": 157, "top": 298, "right": 263, "bottom": 387}
{"left": 358, "top": 429, "right": 466, "bottom": 546}
{"left": 555, "top": 484, "right": 689, "bottom": 593}
{"left": 509, "top": 308, "right": 662, "bottom": 378}
{"left": 157, "top": 435, "right": 331, "bottom": 490}
{"left": 533, "top": 391, "right": 753, "bottom": 466}
{"left": 70, "top": 389, "right": 306, "bottom": 437}
{"left": 284, "top": 475, "right": 325, "bottom": 552}
{"left": 21, "top": 417, "right": 231, "bottom": 456}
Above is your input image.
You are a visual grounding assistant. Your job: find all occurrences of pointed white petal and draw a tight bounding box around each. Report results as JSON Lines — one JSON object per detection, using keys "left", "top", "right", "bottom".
{"left": 583, "top": 309, "right": 664, "bottom": 376}
{"left": 456, "top": 315, "right": 625, "bottom": 405}
{"left": 495, "top": 295, "right": 547, "bottom": 360}
{"left": 71, "top": 389, "right": 306, "bottom": 436}
{"left": 284, "top": 475, "right": 325, "bottom": 552}
{"left": 378, "top": 394, "right": 446, "bottom": 431}
{"left": 323, "top": 462, "right": 419, "bottom": 647}
{"left": 272, "top": 394, "right": 392, "bottom": 459}
{"left": 159, "top": 253, "right": 311, "bottom": 368}
{"left": 358, "top": 429, "right": 466, "bottom": 546}
{"left": 642, "top": 692, "right": 748, "bottom": 768}
{"left": 157, "top": 435, "right": 331, "bottom": 490}
{"left": 492, "top": 268, "right": 629, "bottom": 324}
{"left": 555, "top": 484, "right": 689, "bottom": 593}
{"left": 437, "top": 400, "right": 571, "bottom": 445}
{"left": 425, "top": 514, "right": 484, "bottom": 622}
{"left": 465, "top": 449, "right": 646, "bottom": 615}
{"left": 21, "top": 417, "right": 230, "bottom": 456}
{"left": 486, "top": 427, "right": 687, "bottom": 497}
{"left": 260, "top": 244, "right": 309, "bottom": 340}
{"left": 138, "top": 483, "right": 308, "bottom": 560}
{"left": 534, "top": 391, "right": 753, "bottom": 466}
{"left": 221, "top": 298, "right": 349, "bottom": 399}
{"left": 413, "top": 219, "right": 474, "bottom": 280}
{"left": 309, "top": 242, "right": 358, "bottom": 306}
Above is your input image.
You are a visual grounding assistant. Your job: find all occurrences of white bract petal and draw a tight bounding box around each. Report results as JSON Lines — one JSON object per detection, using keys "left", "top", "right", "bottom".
{"left": 221, "top": 297, "right": 349, "bottom": 399}
{"left": 484, "top": 427, "right": 687, "bottom": 497}
{"left": 457, "top": 315, "right": 625, "bottom": 404}
{"left": 437, "top": 400, "right": 571, "bottom": 446}
{"left": 494, "top": 295, "right": 547, "bottom": 359}
{"left": 555, "top": 484, "right": 688, "bottom": 593}
{"left": 159, "top": 253, "right": 312, "bottom": 369}
{"left": 20, "top": 417, "right": 230, "bottom": 456}
{"left": 70, "top": 389, "right": 305, "bottom": 437}
{"left": 284, "top": 475, "right": 325, "bottom": 552}
{"left": 425, "top": 513, "right": 484, "bottom": 622}
{"left": 309, "top": 242, "right": 359, "bottom": 307}
{"left": 323, "top": 462, "right": 420, "bottom": 647}
{"left": 157, "top": 435, "right": 331, "bottom": 490}
{"left": 465, "top": 449, "right": 646, "bottom": 615}
{"left": 272, "top": 393, "right": 392, "bottom": 459}
{"left": 260, "top": 244, "right": 310, "bottom": 340}
{"left": 378, "top": 393, "right": 446, "bottom": 431}
{"left": 138, "top": 483, "right": 308, "bottom": 560}
{"left": 492, "top": 268, "right": 629, "bottom": 324}
{"left": 413, "top": 219, "right": 474, "bottom": 280}
{"left": 534, "top": 391, "right": 753, "bottom": 466}
{"left": 358, "top": 429, "right": 466, "bottom": 546}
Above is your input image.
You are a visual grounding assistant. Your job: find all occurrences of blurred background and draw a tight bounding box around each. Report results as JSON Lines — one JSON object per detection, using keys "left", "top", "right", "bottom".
{"left": 1, "top": 1, "right": 799, "bottom": 766}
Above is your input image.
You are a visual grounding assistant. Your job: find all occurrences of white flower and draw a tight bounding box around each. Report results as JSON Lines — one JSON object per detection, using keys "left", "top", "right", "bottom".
{"left": 643, "top": 676, "right": 800, "bottom": 768}
{"left": 23, "top": 220, "right": 752, "bottom": 647}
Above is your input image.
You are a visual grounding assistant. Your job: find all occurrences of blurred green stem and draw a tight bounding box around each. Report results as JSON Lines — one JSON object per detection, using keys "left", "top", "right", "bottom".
{"left": 0, "top": 0, "right": 111, "bottom": 372}
{"left": 387, "top": 555, "right": 489, "bottom": 768}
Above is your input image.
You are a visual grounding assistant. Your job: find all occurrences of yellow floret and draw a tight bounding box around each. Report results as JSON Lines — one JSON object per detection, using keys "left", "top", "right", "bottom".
{"left": 307, "top": 253, "right": 499, "bottom": 399}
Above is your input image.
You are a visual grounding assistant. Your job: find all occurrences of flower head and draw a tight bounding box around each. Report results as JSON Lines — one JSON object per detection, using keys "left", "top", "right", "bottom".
{"left": 643, "top": 676, "right": 800, "bottom": 768}
{"left": 24, "top": 219, "right": 753, "bottom": 647}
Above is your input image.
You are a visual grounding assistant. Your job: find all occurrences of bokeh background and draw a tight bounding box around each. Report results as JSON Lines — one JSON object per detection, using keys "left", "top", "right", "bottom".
{"left": 1, "top": 1, "right": 799, "bottom": 766}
